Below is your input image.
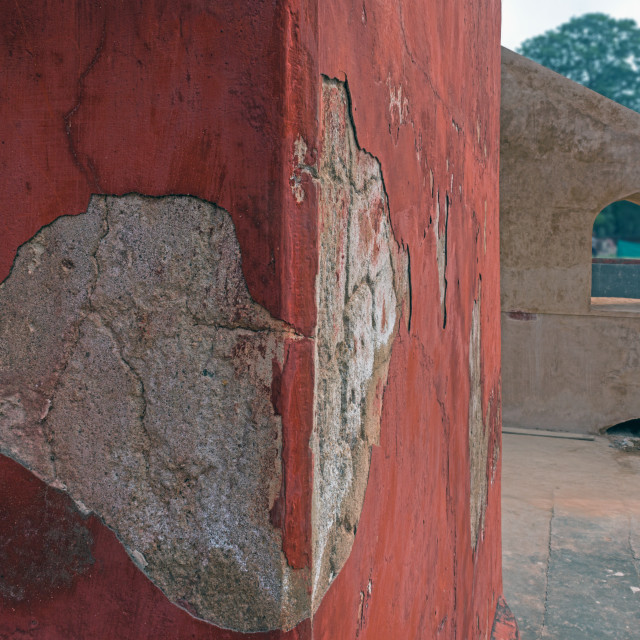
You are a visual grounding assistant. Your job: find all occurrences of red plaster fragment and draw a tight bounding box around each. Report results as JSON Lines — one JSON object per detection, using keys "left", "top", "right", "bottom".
{"left": 490, "top": 596, "right": 521, "bottom": 640}
{"left": 507, "top": 311, "right": 537, "bottom": 321}
{"left": 271, "top": 338, "right": 315, "bottom": 571}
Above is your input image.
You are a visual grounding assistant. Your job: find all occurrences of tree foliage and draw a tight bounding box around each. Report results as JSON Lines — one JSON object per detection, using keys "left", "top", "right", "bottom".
{"left": 520, "top": 14, "right": 640, "bottom": 242}
{"left": 519, "top": 13, "right": 640, "bottom": 112}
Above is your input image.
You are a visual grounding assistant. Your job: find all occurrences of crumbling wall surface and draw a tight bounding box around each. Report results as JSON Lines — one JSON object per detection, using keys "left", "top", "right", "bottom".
{"left": 1, "top": 1, "right": 320, "bottom": 637}
{"left": 0, "top": 84, "right": 408, "bottom": 632}
{"left": 312, "top": 79, "right": 408, "bottom": 609}
{"left": 0, "top": 194, "right": 309, "bottom": 631}
{"left": 501, "top": 49, "right": 640, "bottom": 434}
{"left": 314, "top": 1, "right": 507, "bottom": 639}
{"left": 0, "top": 1, "right": 511, "bottom": 639}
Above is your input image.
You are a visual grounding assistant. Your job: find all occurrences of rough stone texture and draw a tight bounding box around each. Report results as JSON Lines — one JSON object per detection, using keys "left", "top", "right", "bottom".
{"left": 0, "top": 194, "right": 309, "bottom": 632}
{"left": 501, "top": 48, "right": 640, "bottom": 434}
{"left": 0, "top": 82, "right": 409, "bottom": 631}
{"left": 0, "top": 453, "right": 312, "bottom": 640}
{"left": 469, "top": 283, "right": 488, "bottom": 549}
{"left": 312, "top": 78, "right": 408, "bottom": 606}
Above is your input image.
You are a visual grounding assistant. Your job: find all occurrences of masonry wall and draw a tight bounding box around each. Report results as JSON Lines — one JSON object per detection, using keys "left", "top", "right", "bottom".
{"left": 501, "top": 48, "right": 640, "bottom": 434}
{"left": 0, "top": 2, "right": 512, "bottom": 638}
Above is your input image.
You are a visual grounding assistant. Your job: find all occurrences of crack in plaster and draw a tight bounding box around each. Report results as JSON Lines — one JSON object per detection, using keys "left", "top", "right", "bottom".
{"left": 63, "top": 19, "right": 106, "bottom": 191}
{"left": 435, "top": 190, "right": 449, "bottom": 328}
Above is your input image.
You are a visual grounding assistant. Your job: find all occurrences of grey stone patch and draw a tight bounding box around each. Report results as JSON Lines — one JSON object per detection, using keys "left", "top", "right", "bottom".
{"left": 0, "top": 203, "right": 106, "bottom": 480}
{"left": 0, "top": 194, "right": 308, "bottom": 632}
{"left": 311, "top": 77, "right": 409, "bottom": 607}
{"left": 469, "top": 282, "right": 488, "bottom": 549}
{"left": 1, "top": 78, "right": 409, "bottom": 629}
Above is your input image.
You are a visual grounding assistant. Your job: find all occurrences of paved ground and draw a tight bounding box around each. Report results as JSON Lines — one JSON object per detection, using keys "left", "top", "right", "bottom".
{"left": 502, "top": 432, "right": 640, "bottom": 639}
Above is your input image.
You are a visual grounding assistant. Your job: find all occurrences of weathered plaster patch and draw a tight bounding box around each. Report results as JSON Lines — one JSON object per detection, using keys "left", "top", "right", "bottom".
{"left": 435, "top": 191, "right": 449, "bottom": 327}
{"left": 0, "top": 194, "right": 308, "bottom": 632}
{"left": 312, "top": 78, "right": 409, "bottom": 607}
{"left": 1, "top": 79, "right": 408, "bottom": 629}
{"left": 469, "top": 281, "right": 489, "bottom": 549}
{"left": 290, "top": 135, "right": 318, "bottom": 204}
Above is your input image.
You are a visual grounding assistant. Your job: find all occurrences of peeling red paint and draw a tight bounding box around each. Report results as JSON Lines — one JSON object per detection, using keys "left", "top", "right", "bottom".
{"left": 0, "top": 458, "right": 94, "bottom": 604}
{"left": 270, "top": 338, "right": 314, "bottom": 571}
{"left": 0, "top": 0, "right": 318, "bottom": 337}
{"left": 0, "top": 0, "right": 512, "bottom": 637}
{"left": 490, "top": 596, "right": 521, "bottom": 640}
{"left": 312, "top": 0, "right": 505, "bottom": 637}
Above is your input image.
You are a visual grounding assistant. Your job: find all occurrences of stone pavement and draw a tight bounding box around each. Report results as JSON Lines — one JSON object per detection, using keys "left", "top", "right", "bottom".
{"left": 502, "top": 432, "right": 640, "bottom": 639}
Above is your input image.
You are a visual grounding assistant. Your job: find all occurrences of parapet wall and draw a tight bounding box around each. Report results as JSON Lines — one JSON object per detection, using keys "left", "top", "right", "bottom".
{"left": 501, "top": 48, "right": 640, "bottom": 433}
{"left": 0, "top": 2, "right": 510, "bottom": 638}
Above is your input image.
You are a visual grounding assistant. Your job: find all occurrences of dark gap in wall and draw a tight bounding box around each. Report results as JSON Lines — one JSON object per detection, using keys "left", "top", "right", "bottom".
{"left": 606, "top": 419, "right": 640, "bottom": 436}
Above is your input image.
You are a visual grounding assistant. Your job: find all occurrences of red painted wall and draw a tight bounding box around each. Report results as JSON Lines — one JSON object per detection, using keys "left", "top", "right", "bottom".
{"left": 0, "top": 1, "right": 511, "bottom": 638}
{"left": 314, "top": 2, "right": 504, "bottom": 638}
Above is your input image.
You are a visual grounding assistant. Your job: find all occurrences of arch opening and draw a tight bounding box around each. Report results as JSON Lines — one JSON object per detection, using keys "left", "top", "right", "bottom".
{"left": 592, "top": 200, "right": 640, "bottom": 299}
{"left": 605, "top": 419, "right": 640, "bottom": 453}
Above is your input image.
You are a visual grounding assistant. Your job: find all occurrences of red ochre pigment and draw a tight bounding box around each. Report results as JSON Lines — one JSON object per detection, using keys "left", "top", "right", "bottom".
{"left": 0, "top": 1, "right": 515, "bottom": 637}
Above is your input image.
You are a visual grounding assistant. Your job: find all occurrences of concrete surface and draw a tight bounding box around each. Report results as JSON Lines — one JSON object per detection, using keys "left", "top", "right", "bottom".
{"left": 502, "top": 432, "right": 640, "bottom": 639}
{"left": 502, "top": 310, "right": 640, "bottom": 434}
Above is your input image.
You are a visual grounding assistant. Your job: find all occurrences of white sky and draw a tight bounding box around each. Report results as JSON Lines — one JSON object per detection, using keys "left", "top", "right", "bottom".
{"left": 502, "top": 0, "right": 640, "bottom": 50}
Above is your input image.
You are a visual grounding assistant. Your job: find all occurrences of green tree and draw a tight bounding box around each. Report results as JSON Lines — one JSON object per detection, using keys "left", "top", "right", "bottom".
{"left": 519, "top": 13, "right": 640, "bottom": 112}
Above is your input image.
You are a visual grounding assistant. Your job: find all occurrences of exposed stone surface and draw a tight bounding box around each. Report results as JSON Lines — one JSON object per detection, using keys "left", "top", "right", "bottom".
{"left": 468, "top": 283, "right": 488, "bottom": 549}
{"left": 312, "top": 78, "right": 408, "bottom": 606}
{"left": 0, "top": 194, "right": 308, "bottom": 632}
{"left": 1, "top": 1, "right": 507, "bottom": 636}
{"left": 0, "top": 79, "right": 408, "bottom": 632}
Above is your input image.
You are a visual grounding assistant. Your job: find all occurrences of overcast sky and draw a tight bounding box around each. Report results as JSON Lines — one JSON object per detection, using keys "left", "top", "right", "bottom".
{"left": 502, "top": 0, "right": 640, "bottom": 50}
